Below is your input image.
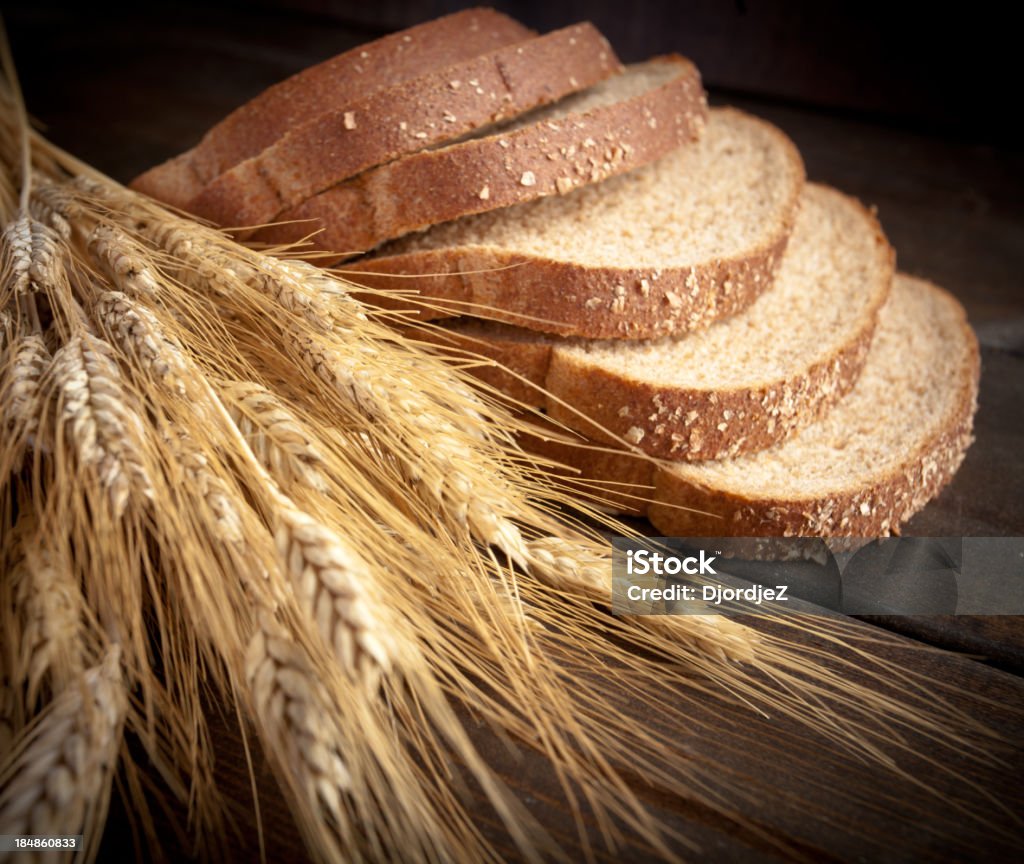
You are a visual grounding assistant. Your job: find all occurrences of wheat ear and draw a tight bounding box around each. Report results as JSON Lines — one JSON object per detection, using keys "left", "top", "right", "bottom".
{"left": 0, "top": 212, "right": 63, "bottom": 297}
{"left": 51, "top": 333, "right": 154, "bottom": 517}
{"left": 223, "top": 381, "right": 328, "bottom": 492}
{"left": 27, "top": 193, "right": 72, "bottom": 241}
{"left": 11, "top": 520, "right": 84, "bottom": 707}
{"left": 273, "top": 502, "right": 395, "bottom": 689}
{"left": 140, "top": 220, "right": 355, "bottom": 331}
{"left": 1, "top": 331, "right": 47, "bottom": 432}
{"left": 0, "top": 332, "right": 49, "bottom": 477}
{"left": 88, "top": 223, "right": 162, "bottom": 297}
{"left": 243, "top": 610, "right": 356, "bottom": 859}
{"left": 0, "top": 646, "right": 127, "bottom": 862}
{"left": 162, "top": 427, "right": 246, "bottom": 545}
{"left": 92, "top": 290, "right": 193, "bottom": 397}
{"left": 294, "top": 332, "right": 532, "bottom": 564}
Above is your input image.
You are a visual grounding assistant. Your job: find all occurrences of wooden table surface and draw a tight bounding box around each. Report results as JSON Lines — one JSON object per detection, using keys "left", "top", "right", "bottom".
{"left": 5, "top": 3, "right": 1023, "bottom": 862}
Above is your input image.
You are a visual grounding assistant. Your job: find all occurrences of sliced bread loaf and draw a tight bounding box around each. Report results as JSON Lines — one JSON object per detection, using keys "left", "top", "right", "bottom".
{"left": 516, "top": 275, "right": 979, "bottom": 536}
{"left": 130, "top": 8, "right": 534, "bottom": 208}
{"left": 184, "top": 23, "right": 620, "bottom": 230}
{"left": 253, "top": 56, "right": 707, "bottom": 257}
{"left": 421, "top": 183, "right": 893, "bottom": 461}
{"left": 347, "top": 108, "right": 804, "bottom": 338}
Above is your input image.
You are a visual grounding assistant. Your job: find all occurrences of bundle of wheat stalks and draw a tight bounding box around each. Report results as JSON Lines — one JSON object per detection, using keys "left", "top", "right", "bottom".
{"left": 0, "top": 35, "right": 1009, "bottom": 864}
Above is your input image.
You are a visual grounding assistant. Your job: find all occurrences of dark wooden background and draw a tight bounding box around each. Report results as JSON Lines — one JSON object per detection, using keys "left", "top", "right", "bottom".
{"left": 3, "top": 2, "right": 1023, "bottom": 861}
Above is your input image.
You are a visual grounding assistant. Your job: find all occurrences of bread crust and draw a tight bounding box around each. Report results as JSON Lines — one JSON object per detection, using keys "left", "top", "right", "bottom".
{"left": 130, "top": 9, "right": 534, "bottom": 208}
{"left": 254, "top": 57, "right": 707, "bottom": 256}
{"left": 184, "top": 23, "right": 620, "bottom": 230}
{"left": 347, "top": 108, "right": 803, "bottom": 338}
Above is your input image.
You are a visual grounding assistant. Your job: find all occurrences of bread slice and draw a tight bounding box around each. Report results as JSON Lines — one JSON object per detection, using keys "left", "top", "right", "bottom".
{"left": 514, "top": 275, "right": 979, "bottom": 536}
{"left": 183, "top": 23, "right": 620, "bottom": 230}
{"left": 422, "top": 184, "right": 893, "bottom": 461}
{"left": 130, "top": 9, "right": 534, "bottom": 208}
{"left": 347, "top": 108, "right": 804, "bottom": 338}
{"left": 253, "top": 56, "right": 707, "bottom": 258}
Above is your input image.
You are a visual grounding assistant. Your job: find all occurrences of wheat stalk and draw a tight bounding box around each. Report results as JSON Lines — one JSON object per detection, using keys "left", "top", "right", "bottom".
{"left": 1, "top": 332, "right": 47, "bottom": 434}
{"left": 223, "top": 381, "right": 328, "bottom": 492}
{"left": 51, "top": 333, "right": 154, "bottom": 517}
{"left": 11, "top": 521, "right": 84, "bottom": 708}
{"left": 1, "top": 125, "right": 1008, "bottom": 861}
{"left": 88, "top": 223, "right": 162, "bottom": 297}
{"left": 0, "top": 646, "right": 127, "bottom": 861}
{"left": 0, "top": 213, "right": 63, "bottom": 297}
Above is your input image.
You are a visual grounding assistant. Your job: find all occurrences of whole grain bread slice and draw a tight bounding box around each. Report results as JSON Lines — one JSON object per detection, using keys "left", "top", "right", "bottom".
{"left": 184, "top": 23, "right": 620, "bottom": 230}
{"left": 513, "top": 275, "right": 979, "bottom": 536}
{"left": 423, "top": 183, "right": 893, "bottom": 461}
{"left": 253, "top": 56, "right": 706, "bottom": 257}
{"left": 130, "top": 8, "right": 534, "bottom": 208}
{"left": 655, "top": 276, "right": 980, "bottom": 535}
{"left": 348, "top": 108, "right": 804, "bottom": 338}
